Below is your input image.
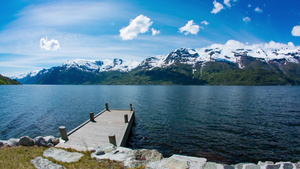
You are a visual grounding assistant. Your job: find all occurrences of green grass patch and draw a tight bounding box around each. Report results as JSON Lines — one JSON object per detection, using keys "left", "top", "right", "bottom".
{"left": 0, "top": 146, "right": 126, "bottom": 169}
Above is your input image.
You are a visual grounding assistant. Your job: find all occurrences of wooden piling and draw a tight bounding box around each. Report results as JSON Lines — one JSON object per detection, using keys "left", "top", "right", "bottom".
{"left": 59, "top": 126, "right": 68, "bottom": 141}
{"left": 109, "top": 135, "right": 116, "bottom": 146}
{"left": 90, "top": 112, "right": 95, "bottom": 122}
{"left": 130, "top": 104, "right": 133, "bottom": 111}
{"left": 105, "top": 103, "right": 109, "bottom": 111}
{"left": 124, "top": 114, "right": 128, "bottom": 123}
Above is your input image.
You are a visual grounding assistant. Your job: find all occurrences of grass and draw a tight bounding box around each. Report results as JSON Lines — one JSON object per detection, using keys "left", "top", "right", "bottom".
{"left": 0, "top": 146, "right": 126, "bottom": 169}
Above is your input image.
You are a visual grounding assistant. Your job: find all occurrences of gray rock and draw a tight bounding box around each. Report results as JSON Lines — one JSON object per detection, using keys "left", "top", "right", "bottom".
{"left": 296, "top": 162, "right": 300, "bottom": 169}
{"left": 161, "top": 157, "right": 189, "bottom": 169}
{"left": 246, "top": 164, "right": 260, "bottom": 169}
{"left": 19, "top": 136, "right": 34, "bottom": 146}
{"left": 134, "top": 149, "right": 163, "bottom": 162}
{"left": 258, "top": 161, "right": 274, "bottom": 166}
{"left": 223, "top": 164, "right": 235, "bottom": 169}
{"left": 7, "top": 138, "right": 19, "bottom": 147}
{"left": 95, "top": 149, "right": 105, "bottom": 155}
{"left": 204, "top": 162, "right": 223, "bottom": 169}
{"left": 266, "top": 164, "right": 281, "bottom": 169}
{"left": 34, "top": 136, "right": 48, "bottom": 147}
{"left": 96, "top": 143, "right": 116, "bottom": 154}
{"left": 0, "top": 141, "right": 3, "bottom": 147}
{"left": 31, "top": 156, "right": 65, "bottom": 169}
{"left": 47, "top": 143, "right": 54, "bottom": 147}
{"left": 51, "top": 138, "right": 60, "bottom": 146}
{"left": 283, "top": 163, "right": 294, "bottom": 169}
{"left": 44, "top": 136, "right": 55, "bottom": 144}
{"left": 161, "top": 154, "right": 207, "bottom": 169}
{"left": 235, "top": 163, "right": 256, "bottom": 169}
{"left": 43, "top": 147, "right": 84, "bottom": 163}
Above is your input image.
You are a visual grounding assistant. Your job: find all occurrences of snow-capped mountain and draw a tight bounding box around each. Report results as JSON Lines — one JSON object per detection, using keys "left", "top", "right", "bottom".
{"left": 16, "top": 58, "right": 139, "bottom": 80}
{"left": 14, "top": 40, "right": 300, "bottom": 85}
{"left": 137, "top": 40, "right": 300, "bottom": 70}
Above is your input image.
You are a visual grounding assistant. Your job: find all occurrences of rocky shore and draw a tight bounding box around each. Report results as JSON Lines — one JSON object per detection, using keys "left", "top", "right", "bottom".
{"left": 91, "top": 143, "right": 300, "bottom": 169}
{"left": 0, "top": 136, "right": 60, "bottom": 148}
{"left": 1, "top": 136, "right": 299, "bottom": 169}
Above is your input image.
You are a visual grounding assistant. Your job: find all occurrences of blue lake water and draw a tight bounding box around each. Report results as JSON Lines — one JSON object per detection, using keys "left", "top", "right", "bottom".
{"left": 0, "top": 85, "right": 299, "bottom": 164}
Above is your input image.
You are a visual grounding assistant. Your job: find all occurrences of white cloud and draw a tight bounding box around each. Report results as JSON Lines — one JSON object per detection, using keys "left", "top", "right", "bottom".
{"left": 254, "top": 7, "right": 263, "bottom": 13}
{"left": 248, "top": 4, "right": 251, "bottom": 8}
{"left": 179, "top": 20, "right": 202, "bottom": 35}
{"left": 201, "top": 21, "right": 209, "bottom": 25}
{"left": 119, "top": 15, "right": 153, "bottom": 40}
{"left": 243, "top": 17, "right": 251, "bottom": 23}
{"left": 292, "top": 25, "right": 300, "bottom": 36}
{"left": 224, "top": 0, "right": 231, "bottom": 7}
{"left": 40, "top": 37, "right": 60, "bottom": 51}
{"left": 211, "top": 0, "right": 224, "bottom": 14}
{"left": 151, "top": 28, "right": 160, "bottom": 36}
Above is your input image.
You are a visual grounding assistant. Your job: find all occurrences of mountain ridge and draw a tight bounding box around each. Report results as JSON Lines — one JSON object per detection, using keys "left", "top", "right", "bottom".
{"left": 14, "top": 40, "right": 300, "bottom": 85}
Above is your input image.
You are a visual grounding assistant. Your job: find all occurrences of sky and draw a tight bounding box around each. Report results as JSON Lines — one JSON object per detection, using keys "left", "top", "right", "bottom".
{"left": 0, "top": 0, "right": 299, "bottom": 77}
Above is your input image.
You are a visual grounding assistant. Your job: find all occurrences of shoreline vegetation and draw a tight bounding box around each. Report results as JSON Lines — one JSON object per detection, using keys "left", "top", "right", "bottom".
{"left": 0, "top": 74, "right": 21, "bottom": 85}
{"left": 0, "top": 136, "right": 299, "bottom": 169}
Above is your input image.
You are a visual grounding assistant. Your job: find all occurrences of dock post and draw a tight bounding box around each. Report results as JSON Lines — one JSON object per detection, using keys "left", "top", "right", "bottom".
{"left": 130, "top": 104, "right": 133, "bottom": 111}
{"left": 124, "top": 114, "right": 128, "bottom": 123}
{"left": 109, "top": 135, "right": 116, "bottom": 146}
{"left": 105, "top": 103, "right": 109, "bottom": 111}
{"left": 59, "top": 126, "right": 68, "bottom": 141}
{"left": 90, "top": 112, "right": 95, "bottom": 122}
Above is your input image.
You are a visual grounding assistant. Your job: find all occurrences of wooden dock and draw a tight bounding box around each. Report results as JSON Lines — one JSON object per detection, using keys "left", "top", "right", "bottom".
{"left": 55, "top": 103, "right": 135, "bottom": 151}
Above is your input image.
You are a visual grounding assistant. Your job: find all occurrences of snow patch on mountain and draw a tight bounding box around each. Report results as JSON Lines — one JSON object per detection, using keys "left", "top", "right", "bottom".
{"left": 12, "top": 69, "right": 42, "bottom": 79}
{"left": 62, "top": 58, "right": 139, "bottom": 72}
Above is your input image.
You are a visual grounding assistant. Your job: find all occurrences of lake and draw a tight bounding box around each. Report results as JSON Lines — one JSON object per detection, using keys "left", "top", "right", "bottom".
{"left": 0, "top": 85, "right": 299, "bottom": 164}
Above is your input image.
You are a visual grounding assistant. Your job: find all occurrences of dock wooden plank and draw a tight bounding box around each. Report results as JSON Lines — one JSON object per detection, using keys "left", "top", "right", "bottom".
{"left": 56, "top": 109, "right": 134, "bottom": 151}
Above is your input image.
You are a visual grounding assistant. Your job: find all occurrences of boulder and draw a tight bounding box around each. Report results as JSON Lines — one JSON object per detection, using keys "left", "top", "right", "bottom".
{"left": 0, "top": 141, "right": 4, "bottom": 147}
{"left": 296, "top": 162, "right": 300, "bottom": 169}
{"left": 235, "top": 163, "right": 256, "bottom": 169}
{"left": 34, "top": 136, "right": 48, "bottom": 147}
{"left": 273, "top": 162, "right": 294, "bottom": 169}
{"left": 47, "top": 143, "right": 54, "bottom": 147}
{"left": 161, "top": 157, "right": 189, "bottom": 169}
{"left": 161, "top": 154, "right": 207, "bottom": 169}
{"left": 51, "top": 138, "right": 60, "bottom": 146}
{"left": 19, "top": 136, "right": 34, "bottom": 146}
{"left": 43, "top": 136, "right": 55, "bottom": 144}
{"left": 134, "top": 149, "right": 163, "bottom": 162}
{"left": 95, "top": 150, "right": 105, "bottom": 155}
{"left": 97, "top": 143, "right": 116, "bottom": 154}
{"left": 283, "top": 163, "right": 294, "bottom": 169}
{"left": 43, "top": 147, "right": 84, "bottom": 163}
{"left": 245, "top": 164, "right": 260, "bottom": 169}
{"left": 92, "top": 146, "right": 132, "bottom": 163}
{"left": 223, "top": 164, "right": 235, "bottom": 169}
{"left": 266, "top": 164, "right": 281, "bottom": 169}
{"left": 258, "top": 161, "right": 274, "bottom": 166}
{"left": 31, "top": 156, "right": 64, "bottom": 169}
{"left": 7, "top": 138, "right": 19, "bottom": 147}
{"left": 204, "top": 162, "right": 224, "bottom": 169}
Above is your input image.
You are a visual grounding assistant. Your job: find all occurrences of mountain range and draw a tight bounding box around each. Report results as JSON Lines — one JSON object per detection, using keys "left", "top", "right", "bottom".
{"left": 15, "top": 40, "right": 300, "bottom": 85}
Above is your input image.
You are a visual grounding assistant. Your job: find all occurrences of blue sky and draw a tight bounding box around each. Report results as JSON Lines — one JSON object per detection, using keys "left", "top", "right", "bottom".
{"left": 0, "top": 0, "right": 299, "bottom": 76}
